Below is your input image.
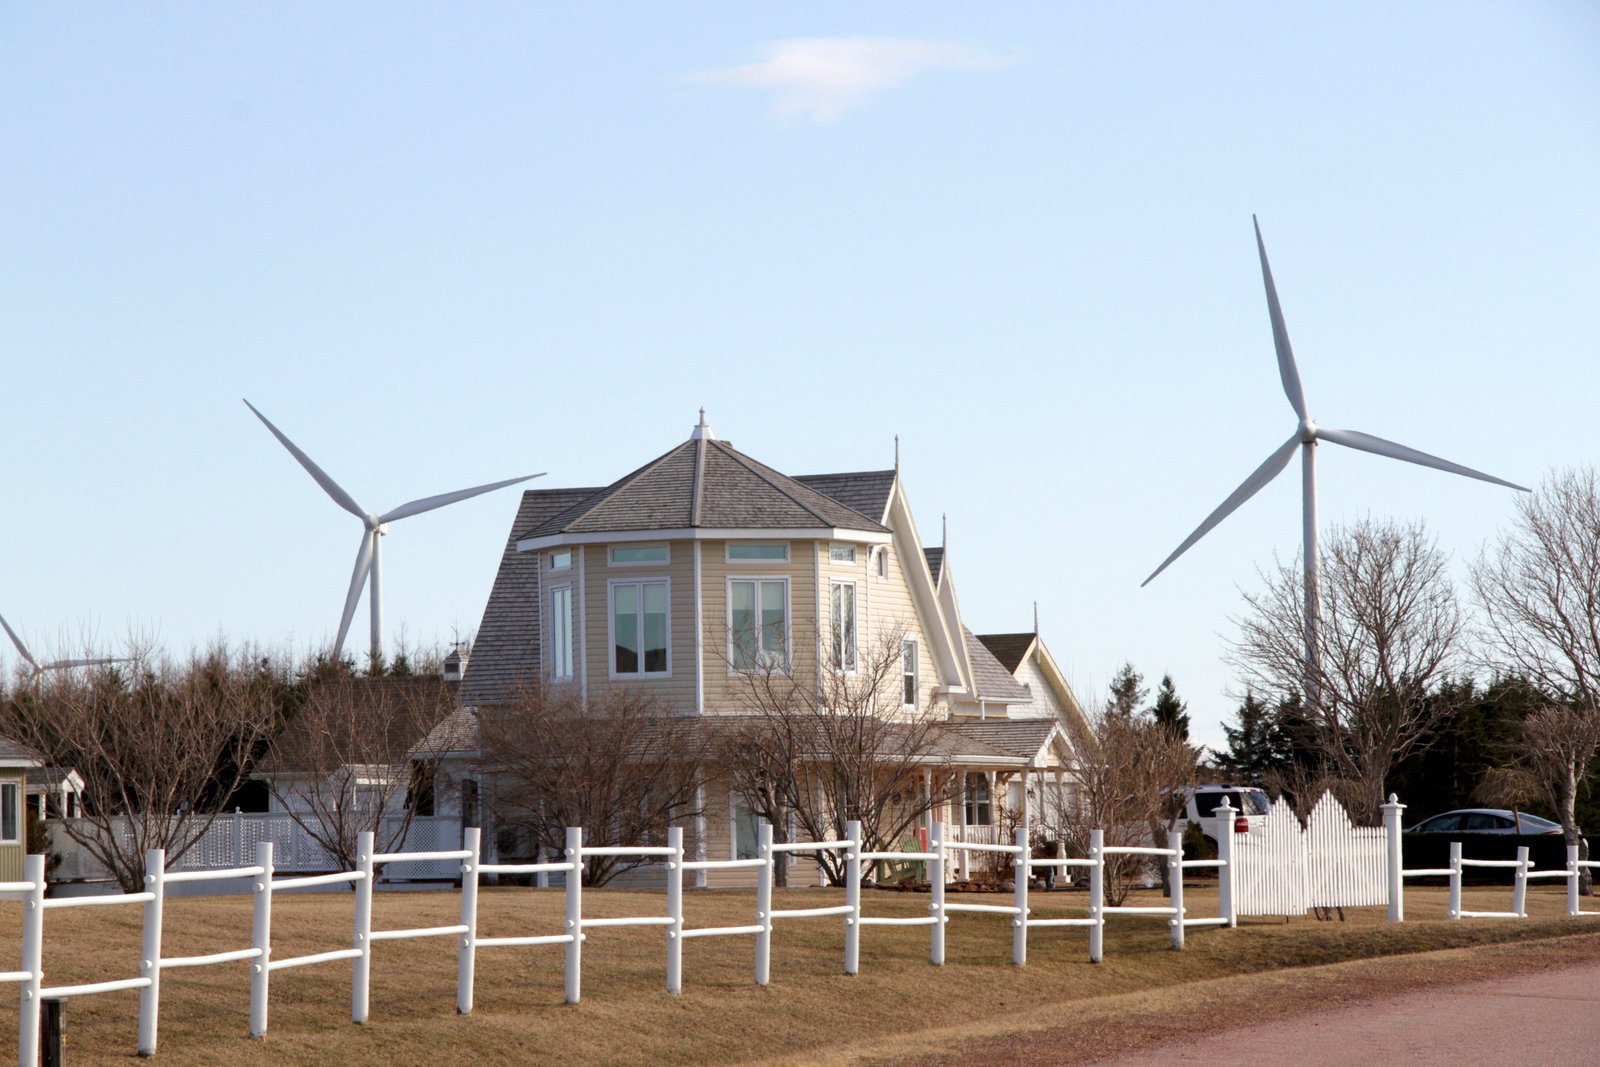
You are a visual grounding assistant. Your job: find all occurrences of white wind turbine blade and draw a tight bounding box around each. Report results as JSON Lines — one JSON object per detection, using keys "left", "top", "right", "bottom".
{"left": 1314, "top": 426, "right": 1529, "bottom": 492}
{"left": 378, "top": 473, "right": 545, "bottom": 524}
{"left": 0, "top": 614, "right": 39, "bottom": 670}
{"left": 243, "top": 400, "right": 369, "bottom": 521}
{"left": 1142, "top": 432, "right": 1303, "bottom": 587}
{"left": 44, "top": 657, "right": 127, "bottom": 671}
{"left": 333, "top": 530, "right": 377, "bottom": 657}
{"left": 1254, "top": 216, "right": 1307, "bottom": 421}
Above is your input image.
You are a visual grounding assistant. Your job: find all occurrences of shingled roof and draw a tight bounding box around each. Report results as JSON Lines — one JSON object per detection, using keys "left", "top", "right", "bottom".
{"left": 963, "top": 627, "right": 1032, "bottom": 703}
{"left": 460, "top": 487, "right": 599, "bottom": 708}
{"left": 944, "top": 719, "right": 1065, "bottom": 764}
{"left": 923, "top": 547, "right": 945, "bottom": 586}
{"left": 975, "top": 632, "right": 1037, "bottom": 674}
{"left": 519, "top": 425, "right": 889, "bottom": 541}
{"left": 0, "top": 734, "right": 41, "bottom": 767}
{"left": 792, "top": 470, "right": 897, "bottom": 524}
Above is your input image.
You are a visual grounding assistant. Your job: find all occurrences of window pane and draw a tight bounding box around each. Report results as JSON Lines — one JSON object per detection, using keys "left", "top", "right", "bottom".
{"left": 551, "top": 586, "right": 572, "bottom": 679}
{"left": 831, "top": 583, "right": 855, "bottom": 670}
{"left": 730, "top": 580, "right": 756, "bottom": 670}
{"left": 0, "top": 784, "right": 16, "bottom": 842}
{"left": 830, "top": 544, "right": 856, "bottom": 563}
{"left": 902, "top": 640, "right": 917, "bottom": 706}
{"left": 733, "top": 797, "right": 759, "bottom": 860}
{"left": 760, "top": 580, "right": 786, "bottom": 667}
{"left": 643, "top": 582, "right": 668, "bottom": 673}
{"left": 612, "top": 545, "right": 668, "bottom": 564}
{"left": 549, "top": 549, "right": 572, "bottom": 570}
{"left": 728, "top": 544, "right": 787, "bottom": 561}
{"left": 614, "top": 583, "right": 639, "bottom": 673}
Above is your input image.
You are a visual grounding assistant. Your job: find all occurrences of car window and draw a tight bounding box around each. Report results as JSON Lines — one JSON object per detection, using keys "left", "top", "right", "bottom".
{"left": 1241, "top": 790, "right": 1270, "bottom": 815}
{"left": 1193, "top": 792, "right": 1238, "bottom": 817}
{"left": 1462, "top": 813, "right": 1501, "bottom": 831}
{"left": 1420, "top": 814, "right": 1461, "bottom": 832}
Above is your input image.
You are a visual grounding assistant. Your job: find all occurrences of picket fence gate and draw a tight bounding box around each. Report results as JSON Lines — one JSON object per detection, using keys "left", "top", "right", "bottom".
{"left": 1232, "top": 792, "right": 1389, "bottom": 916}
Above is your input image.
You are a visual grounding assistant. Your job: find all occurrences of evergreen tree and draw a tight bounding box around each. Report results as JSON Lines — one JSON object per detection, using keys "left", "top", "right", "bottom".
{"left": 1216, "top": 691, "right": 1277, "bottom": 781}
{"left": 1150, "top": 674, "right": 1190, "bottom": 740}
{"left": 1106, "top": 663, "right": 1146, "bottom": 720}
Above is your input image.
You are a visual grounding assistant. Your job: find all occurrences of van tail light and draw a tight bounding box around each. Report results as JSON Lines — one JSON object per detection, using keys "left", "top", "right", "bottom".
{"left": 1235, "top": 815, "right": 1250, "bottom": 835}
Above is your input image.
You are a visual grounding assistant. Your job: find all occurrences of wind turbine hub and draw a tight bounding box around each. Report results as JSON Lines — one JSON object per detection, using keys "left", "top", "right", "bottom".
{"left": 363, "top": 515, "right": 381, "bottom": 531}
{"left": 1300, "top": 419, "right": 1318, "bottom": 443}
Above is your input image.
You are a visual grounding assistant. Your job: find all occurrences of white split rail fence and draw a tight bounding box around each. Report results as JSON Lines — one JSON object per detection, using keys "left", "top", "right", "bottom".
{"left": 3, "top": 815, "right": 1241, "bottom": 1061}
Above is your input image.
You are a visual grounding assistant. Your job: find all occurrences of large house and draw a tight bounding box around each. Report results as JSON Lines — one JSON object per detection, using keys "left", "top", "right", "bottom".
{"left": 451, "top": 415, "right": 1085, "bottom": 882}
{"left": 0, "top": 736, "right": 41, "bottom": 883}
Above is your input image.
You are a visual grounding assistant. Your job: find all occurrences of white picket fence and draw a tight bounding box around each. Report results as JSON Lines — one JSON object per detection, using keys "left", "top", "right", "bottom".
{"left": 45, "top": 813, "right": 466, "bottom": 884}
{"left": 0, "top": 816, "right": 1237, "bottom": 1063}
{"left": 1232, "top": 792, "right": 1387, "bottom": 915}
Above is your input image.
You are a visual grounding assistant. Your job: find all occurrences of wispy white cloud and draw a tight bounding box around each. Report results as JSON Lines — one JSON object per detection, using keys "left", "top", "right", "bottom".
{"left": 691, "top": 37, "right": 1013, "bottom": 124}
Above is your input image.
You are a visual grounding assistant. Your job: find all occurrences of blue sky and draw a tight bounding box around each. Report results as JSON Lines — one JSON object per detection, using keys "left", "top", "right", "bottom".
{"left": 3, "top": 4, "right": 1597, "bottom": 750}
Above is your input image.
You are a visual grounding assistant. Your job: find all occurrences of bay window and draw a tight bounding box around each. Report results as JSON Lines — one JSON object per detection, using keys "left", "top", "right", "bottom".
{"left": 729, "top": 578, "right": 788, "bottom": 671}
{"left": 611, "top": 579, "right": 670, "bottom": 676}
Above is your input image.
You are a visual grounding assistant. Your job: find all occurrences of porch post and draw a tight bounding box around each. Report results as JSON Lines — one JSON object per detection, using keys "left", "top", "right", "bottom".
{"left": 957, "top": 769, "right": 970, "bottom": 880}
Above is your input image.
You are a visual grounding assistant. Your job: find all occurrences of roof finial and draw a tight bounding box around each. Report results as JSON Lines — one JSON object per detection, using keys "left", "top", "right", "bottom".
{"left": 894, "top": 434, "right": 900, "bottom": 474}
{"left": 941, "top": 512, "right": 947, "bottom": 551}
{"left": 1033, "top": 600, "right": 1039, "bottom": 635}
{"left": 691, "top": 408, "right": 716, "bottom": 441}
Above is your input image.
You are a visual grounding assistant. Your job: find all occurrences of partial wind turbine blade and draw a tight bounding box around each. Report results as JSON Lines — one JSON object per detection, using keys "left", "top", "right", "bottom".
{"left": 45, "top": 657, "right": 127, "bottom": 670}
{"left": 1254, "top": 216, "right": 1307, "bottom": 421}
{"left": 379, "top": 473, "right": 545, "bottom": 524}
{"left": 1142, "top": 432, "right": 1303, "bottom": 587}
{"left": 1314, "top": 426, "right": 1530, "bottom": 492}
{"left": 333, "top": 530, "right": 377, "bottom": 657}
{"left": 243, "top": 400, "right": 368, "bottom": 521}
{"left": 0, "top": 614, "right": 38, "bottom": 668}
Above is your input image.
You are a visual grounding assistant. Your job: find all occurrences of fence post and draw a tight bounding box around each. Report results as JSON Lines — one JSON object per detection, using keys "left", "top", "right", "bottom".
{"left": 666, "top": 826, "right": 683, "bottom": 995}
{"left": 755, "top": 820, "right": 773, "bottom": 986}
{"left": 250, "top": 841, "right": 273, "bottom": 1038}
{"left": 458, "top": 827, "right": 480, "bottom": 1014}
{"left": 137, "top": 847, "right": 165, "bottom": 1056}
{"left": 929, "top": 821, "right": 945, "bottom": 966}
{"left": 1382, "top": 794, "right": 1405, "bottom": 923}
{"left": 844, "top": 820, "right": 861, "bottom": 976}
{"left": 353, "top": 831, "right": 375, "bottom": 1023}
{"left": 1088, "top": 828, "right": 1104, "bottom": 963}
{"left": 19, "top": 853, "right": 45, "bottom": 1067}
{"left": 1012, "top": 825, "right": 1028, "bottom": 966}
{"left": 1167, "top": 831, "right": 1185, "bottom": 950}
{"left": 1512, "top": 844, "right": 1529, "bottom": 919}
{"left": 1448, "top": 840, "right": 1463, "bottom": 921}
{"left": 1216, "top": 798, "right": 1236, "bottom": 927}
{"left": 535, "top": 847, "right": 549, "bottom": 890}
{"left": 1569, "top": 844, "right": 1581, "bottom": 917}
{"left": 235, "top": 808, "right": 244, "bottom": 867}
{"left": 564, "top": 826, "right": 582, "bottom": 1005}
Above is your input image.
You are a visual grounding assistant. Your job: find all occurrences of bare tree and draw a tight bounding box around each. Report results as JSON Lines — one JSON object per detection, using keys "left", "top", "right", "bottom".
{"left": 720, "top": 623, "right": 958, "bottom": 886}
{"left": 260, "top": 675, "right": 454, "bottom": 874}
{"left": 1231, "top": 519, "right": 1465, "bottom": 822}
{"left": 1052, "top": 699, "right": 1199, "bottom": 905}
{"left": 1473, "top": 467, "right": 1600, "bottom": 885}
{"left": 478, "top": 684, "right": 706, "bottom": 886}
{"left": 0, "top": 643, "right": 278, "bottom": 892}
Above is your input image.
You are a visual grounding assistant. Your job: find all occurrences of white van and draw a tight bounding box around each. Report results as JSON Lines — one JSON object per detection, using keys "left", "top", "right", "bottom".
{"left": 1177, "top": 785, "right": 1272, "bottom": 844}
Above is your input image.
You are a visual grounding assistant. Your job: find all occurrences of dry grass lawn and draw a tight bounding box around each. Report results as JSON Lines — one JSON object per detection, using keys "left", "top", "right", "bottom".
{"left": 3, "top": 880, "right": 1596, "bottom": 1065}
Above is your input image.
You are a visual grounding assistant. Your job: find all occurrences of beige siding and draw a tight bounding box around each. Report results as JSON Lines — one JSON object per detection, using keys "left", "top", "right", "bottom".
{"left": 856, "top": 541, "right": 939, "bottom": 716}
{"left": 0, "top": 769, "right": 25, "bottom": 884}
{"left": 1010, "top": 653, "right": 1066, "bottom": 720}
{"left": 581, "top": 542, "right": 697, "bottom": 713}
{"left": 700, "top": 540, "right": 820, "bottom": 713}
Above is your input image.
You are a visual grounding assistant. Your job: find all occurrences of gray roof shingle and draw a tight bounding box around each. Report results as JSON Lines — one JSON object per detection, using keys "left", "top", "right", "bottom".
{"left": 975, "top": 633, "right": 1037, "bottom": 674}
{"left": 923, "top": 547, "right": 945, "bottom": 586}
{"left": 460, "top": 487, "right": 599, "bottom": 708}
{"left": 792, "top": 470, "right": 897, "bottom": 524}
{"left": 944, "top": 719, "right": 1063, "bottom": 762}
{"left": 963, "top": 627, "right": 1032, "bottom": 703}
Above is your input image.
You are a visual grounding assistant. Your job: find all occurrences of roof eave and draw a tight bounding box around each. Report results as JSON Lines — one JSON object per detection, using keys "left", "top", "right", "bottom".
{"left": 517, "top": 526, "right": 893, "bottom": 553}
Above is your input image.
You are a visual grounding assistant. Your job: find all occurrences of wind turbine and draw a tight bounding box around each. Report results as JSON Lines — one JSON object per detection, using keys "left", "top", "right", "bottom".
{"left": 1142, "top": 217, "right": 1528, "bottom": 701}
{"left": 244, "top": 400, "right": 543, "bottom": 666}
{"left": 0, "top": 613, "right": 128, "bottom": 682}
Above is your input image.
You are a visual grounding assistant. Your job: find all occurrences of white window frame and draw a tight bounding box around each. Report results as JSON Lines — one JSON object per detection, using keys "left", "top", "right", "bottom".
{"left": 875, "top": 546, "right": 889, "bottom": 580}
{"left": 726, "top": 576, "right": 791, "bottom": 674}
{"left": 608, "top": 578, "right": 672, "bottom": 679}
{"left": 548, "top": 582, "right": 574, "bottom": 680}
{"left": 548, "top": 548, "right": 573, "bottom": 571}
{"left": 901, "top": 638, "right": 919, "bottom": 709}
{"left": 830, "top": 579, "right": 858, "bottom": 673}
{"left": 0, "top": 781, "right": 18, "bottom": 845}
{"left": 829, "top": 543, "right": 857, "bottom": 564}
{"left": 729, "top": 790, "right": 760, "bottom": 861}
{"left": 725, "top": 542, "right": 789, "bottom": 564}
{"left": 608, "top": 543, "right": 670, "bottom": 567}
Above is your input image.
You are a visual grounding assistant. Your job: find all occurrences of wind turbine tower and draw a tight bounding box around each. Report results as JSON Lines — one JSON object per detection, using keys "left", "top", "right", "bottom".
{"left": 245, "top": 400, "right": 543, "bottom": 666}
{"left": 1142, "top": 217, "right": 1528, "bottom": 703}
